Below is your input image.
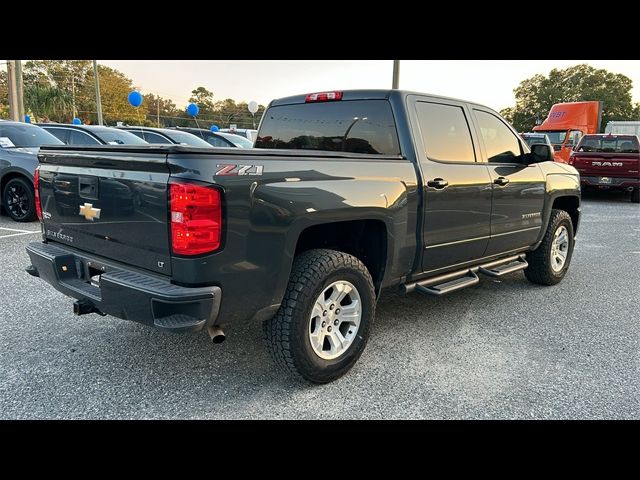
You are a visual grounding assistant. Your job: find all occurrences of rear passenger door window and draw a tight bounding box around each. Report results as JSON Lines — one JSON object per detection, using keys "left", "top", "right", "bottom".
{"left": 415, "top": 102, "right": 476, "bottom": 163}
{"left": 208, "top": 136, "right": 231, "bottom": 147}
{"left": 69, "top": 130, "right": 100, "bottom": 145}
{"left": 44, "top": 127, "right": 69, "bottom": 144}
{"left": 474, "top": 110, "right": 522, "bottom": 163}
{"left": 140, "top": 132, "right": 172, "bottom": 144}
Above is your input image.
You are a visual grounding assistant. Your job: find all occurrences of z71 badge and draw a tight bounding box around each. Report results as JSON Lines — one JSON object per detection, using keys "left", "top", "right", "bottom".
{"left": 215, "top": 164, "right": 263, "bottom": 176}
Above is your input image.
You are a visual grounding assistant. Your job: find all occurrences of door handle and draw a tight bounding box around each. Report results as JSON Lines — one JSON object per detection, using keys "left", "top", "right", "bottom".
{"left": 494, "top": 177, "right": 510, "bottom": 186}
{"left": 427, "top": 178, "right": 448, "bottom": 189}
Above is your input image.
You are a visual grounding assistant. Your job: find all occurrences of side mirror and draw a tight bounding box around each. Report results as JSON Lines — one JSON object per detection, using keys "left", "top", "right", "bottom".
{"left": 530, "top": 143, "right": 554, "bottom": 163}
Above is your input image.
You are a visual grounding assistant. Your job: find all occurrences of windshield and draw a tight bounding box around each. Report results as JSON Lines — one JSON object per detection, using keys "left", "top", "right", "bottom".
{"left": 536, "top": 130, "right": 567, "bottom": 145}
{"left": 576, "top": 136, "right": 639, "bottom": 153}
{"left": 0, "top": 123, "right": 63, "bottom": 148}
{"left": 91, "top": 128, "right": 148, "bottom": 145}
{"left": 255, "top": 100, "right": 401, "bottom": 155}
{"left": 164, "top": 131, "right": 212, "bottom": 147}
{"left": 217, "top": 132, "right": 253, "bottom": 148}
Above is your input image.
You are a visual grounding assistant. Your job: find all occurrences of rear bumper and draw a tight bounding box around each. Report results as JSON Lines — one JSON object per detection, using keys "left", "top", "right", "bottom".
{"left": 580, "top": 176, "right": 639, "bottom": 188}
{"left": 25, "top": 241, "right": 221, "bottom": 332}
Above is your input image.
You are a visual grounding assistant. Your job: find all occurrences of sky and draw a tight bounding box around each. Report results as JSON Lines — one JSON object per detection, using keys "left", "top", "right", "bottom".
{"left": 99, "top": 60, "right": 640, "bottom": 111}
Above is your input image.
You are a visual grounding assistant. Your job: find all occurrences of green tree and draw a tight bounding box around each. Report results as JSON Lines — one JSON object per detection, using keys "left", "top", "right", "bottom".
{"left": 182, "top": 87, "right": 266, "bottom": 129}
{"left": 23, "top": 84, "right": 73, "bottom": 122}
{"left": 188, "top": 87, "right": 216, "bottom": 114}
{"left": 501, "top": 64, "right": 639, "bottom": 132}
{"left": 0, "top": 70, "right": 8, "bottom": 119}
{"left": 19, "top": 60, "right": 149, "bottom": 125}
{"left": 143, "top": 93, "right": 181, "bottom": 127}
{"left": 23, "top": 60, "right": 92, "bottom": 121}
{"left": 79, "top": 65, "right": 149, "bottom": 125}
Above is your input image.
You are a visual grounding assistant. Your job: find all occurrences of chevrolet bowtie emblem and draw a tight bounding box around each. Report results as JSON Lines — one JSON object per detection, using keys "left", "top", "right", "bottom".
{"left": 79, "top": 203, "right": 101, "bottom": 221}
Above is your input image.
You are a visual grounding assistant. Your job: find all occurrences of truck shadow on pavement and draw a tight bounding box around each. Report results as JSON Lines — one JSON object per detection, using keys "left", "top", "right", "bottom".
{"left": 67, "top": 273, "right": 533, "bottom": 392}
{"left": 7, "top": 268, "right": 585, "bottom": 419}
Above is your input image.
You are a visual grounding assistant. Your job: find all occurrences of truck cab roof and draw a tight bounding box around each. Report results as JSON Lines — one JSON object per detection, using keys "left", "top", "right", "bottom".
{"left": 269, "top": 89, "right": 495, "bottom": 112}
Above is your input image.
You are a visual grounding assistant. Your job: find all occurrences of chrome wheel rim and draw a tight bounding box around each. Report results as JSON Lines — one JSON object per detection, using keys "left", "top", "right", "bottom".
{"left": 550, "top": 225, "right": 569, "bottom": 272}
{"left": 308, "top": 280, "right": 362, "bottom": 360}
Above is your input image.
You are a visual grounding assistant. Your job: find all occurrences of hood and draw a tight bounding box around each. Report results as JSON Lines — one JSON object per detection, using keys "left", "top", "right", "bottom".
{"left": 11, "top": 147, "right": 40, "bottom": 155}
{"left": 538, "top": 161, "right": 579, "bottom": 176}
{"left": 2, "top": 146, "right": 40, "bottom": 156}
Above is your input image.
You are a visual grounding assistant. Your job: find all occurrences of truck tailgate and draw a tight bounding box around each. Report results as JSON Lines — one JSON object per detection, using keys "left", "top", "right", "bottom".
{"left": 571, "top": 152, "right": 640, "bottom": 177}
{"left": 38, "top": 147, "right": 172, "bottom": 275}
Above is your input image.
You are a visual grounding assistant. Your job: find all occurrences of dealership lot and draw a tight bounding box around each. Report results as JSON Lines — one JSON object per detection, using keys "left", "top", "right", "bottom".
{"left": 0, "top": 191, "right": 638, "bottom": 419}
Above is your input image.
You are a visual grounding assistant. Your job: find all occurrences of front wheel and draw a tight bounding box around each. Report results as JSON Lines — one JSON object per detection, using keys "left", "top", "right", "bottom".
{"left": 3, "top": 177, "right": 36, "bottom": 222}
{"left": 264, "top": 249, "right": 376, "bottom": 383}
{"left": 524, "top": 209, "right": 575, "bottom": 286}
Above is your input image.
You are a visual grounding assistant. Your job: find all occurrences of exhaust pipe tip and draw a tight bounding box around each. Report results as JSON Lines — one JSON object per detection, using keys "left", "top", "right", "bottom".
{"left": 207, "top": 325, "right": 226, "bottom": 344}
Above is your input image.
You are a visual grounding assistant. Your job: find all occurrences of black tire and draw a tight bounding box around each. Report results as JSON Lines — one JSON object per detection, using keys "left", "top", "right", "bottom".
{"left": 263, "top": 249, "right": 376, "bottom": 384}
{"left": 524, "top": 209, "right": 574, "bottom": 286}
{"left": 631, "top": 188, "right": 639, "bottom": 203}
{"left": 3, "top": 177, "right": 36, "bottom": 222}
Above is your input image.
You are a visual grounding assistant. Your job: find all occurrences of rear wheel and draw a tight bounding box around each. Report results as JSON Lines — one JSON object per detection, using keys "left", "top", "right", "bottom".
{"left": 263, "top": 249, "right": 376, "bottom": 383}
{"left": 631, "top": 188, "right": 639, "bottom": 203}
{"left": 524, "top": 209, "right": 574, "bottom": 286}
{"left": 3, "top": 177, "right": 36, "bottom": 222}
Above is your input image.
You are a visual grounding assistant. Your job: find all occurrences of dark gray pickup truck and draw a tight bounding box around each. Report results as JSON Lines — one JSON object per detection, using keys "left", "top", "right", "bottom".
{"left": 25, "top": 90, "right": 581, "bottom": 383}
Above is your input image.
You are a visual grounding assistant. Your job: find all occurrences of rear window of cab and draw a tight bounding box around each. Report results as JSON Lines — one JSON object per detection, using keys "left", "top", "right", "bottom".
{"left": 576, "top": 135, "right": 639, "bottom": 153}
{"left": 255, "top": 100, "right": 401, "bottom": 155}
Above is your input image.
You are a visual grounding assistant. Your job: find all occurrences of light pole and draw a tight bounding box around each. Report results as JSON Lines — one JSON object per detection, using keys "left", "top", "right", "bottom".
{"left": 6, "top": 60, "right": 20, "bottom": 121}
{"left": 93, "top": 60, "right": 104, "bottom": 125}
{"left": 15, "top": 60, "right": 25, "bottom": 121}
{"left": 392, "top": 60, "right": 400, "bottom": 89}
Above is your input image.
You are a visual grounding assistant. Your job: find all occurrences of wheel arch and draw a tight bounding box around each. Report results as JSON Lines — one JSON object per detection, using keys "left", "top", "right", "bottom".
{"left": 293, "top": 218, "right": 389, "bottom": 294}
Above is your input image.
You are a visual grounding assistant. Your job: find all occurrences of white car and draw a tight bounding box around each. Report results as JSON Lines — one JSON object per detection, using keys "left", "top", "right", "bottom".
{"left": 220, "top": 128, "right": 258, "bottom": 143}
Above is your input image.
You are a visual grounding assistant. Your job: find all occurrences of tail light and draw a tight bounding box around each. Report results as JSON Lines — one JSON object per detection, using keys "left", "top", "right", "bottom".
{"left": 170, "top": 182, "right": 222, "bottom": 256}
{"left": 34, "top": 166, "right": 43, "bottom": 221}
{"left": 305, "top": 91, "right": 343, "bottom": 103}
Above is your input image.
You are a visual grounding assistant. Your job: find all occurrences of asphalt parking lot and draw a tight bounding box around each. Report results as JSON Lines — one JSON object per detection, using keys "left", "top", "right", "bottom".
{"left": 0, "top": 190, "right": 638, "bottom": 419}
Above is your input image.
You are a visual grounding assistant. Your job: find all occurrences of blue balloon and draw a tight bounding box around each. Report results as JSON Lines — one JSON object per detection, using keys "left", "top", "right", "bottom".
{"left": 187, "top": 103, "right": 199, "bottom": 117}
{"left": 210, "top": 124, "right": 219, "bottom": 132}
{"left": 24, "top": 114, "right": 31, "bottom": 123}
{"left": 72, "top": 117, "right": 82, "bottom": 125}
{"left": 128, "top": 90, "right": 143, "bottom": 108}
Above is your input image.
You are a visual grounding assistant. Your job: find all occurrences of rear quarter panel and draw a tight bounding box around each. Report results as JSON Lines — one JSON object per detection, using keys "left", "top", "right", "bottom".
{"left": 167, "top": 151, "right": 420, "bottom": 324}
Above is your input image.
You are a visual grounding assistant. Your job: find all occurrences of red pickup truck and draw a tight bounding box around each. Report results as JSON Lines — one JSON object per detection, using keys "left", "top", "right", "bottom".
{"left": 569, "top": 134, "right": 640, "bottom": 203}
